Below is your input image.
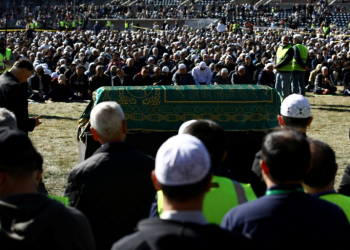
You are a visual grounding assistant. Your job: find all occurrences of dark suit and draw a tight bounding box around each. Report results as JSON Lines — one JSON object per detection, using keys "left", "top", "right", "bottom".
{"left": 114, "top": 74, "right": 132, "bottom": 86}
{"left": 0, "top": 71, "right": 36, "bottom": 133}
{"left": 29, "top": 73, "right": 52, "bottom": 93}
{"left": 231, "top": 72, "right": 253, "bottom": 85}
{"left": 64, "top": 142, "right": 155, "bottom": 250}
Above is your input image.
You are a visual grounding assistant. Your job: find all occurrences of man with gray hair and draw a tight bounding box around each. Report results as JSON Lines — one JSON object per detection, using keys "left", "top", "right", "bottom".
{"left": 0, "top": 108, "right": 17, "bottom": 128}
{"left": 65, "top": 101, "right": 155, "bottom": 250}
{"left": 292, "top": 34, "right": 310, "bottom": 96}
{"left": 214, "top": 68, "right": 231, "bottom": 85}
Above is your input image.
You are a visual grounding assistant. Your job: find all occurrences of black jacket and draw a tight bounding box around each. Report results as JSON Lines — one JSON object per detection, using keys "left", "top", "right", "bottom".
{"left": 70, "top": 73, "right": 89, "bottom": 93}
{"left": 112, "top": 218, "right": 255, "bottom": 250}
{"left": 29, "top": 73, "right": 52, "bottom": 93}
{"left": 133, "top": 73, "right": 153, "bottom": 86}
{"left": 90, "top": 73, "right": 111, "bottom": 92}
{"left": 0, "top": 71, "right": 36, "bottom": 133}
{"left": 231, "top": 71, "right": 253, "bottom": 85}
{"left": 114, "top": 74, "right": 132, "bottom": 86}
{"left": 0, "top": 193, "right": 95, "bottom": 250}
{"left": 172, "top": 72, "right": 195, "bottom": 85}
{"left": 257, "top": 70, "right": 275, "bottom": 87}
{"left": 64, "top": 142, "right": 155, "bottom": 250}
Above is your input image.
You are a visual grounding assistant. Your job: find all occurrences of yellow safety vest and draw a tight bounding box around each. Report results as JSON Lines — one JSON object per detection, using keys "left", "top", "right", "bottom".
{"left": 233, "top": 24, "right": 239, "bottom": 30}
{"left": 29, "top": 23, "right": 34, "bottom": 29}
{"left": 79, "top": 19, "right": 83, "bottom": 25}
{"left": 0, "top": 49, "right": 12, "bottom": 73}
{"left": 72, "top": 21, "right": 76, "bottom": 28}
{"left": 293, "top": 44, "right": 308, "bottom": 71}
{"left": 276, "top": 44, "right": 293, "bottom": 71}
{"left": 323, "top": 26, "right": 330, "bottom": 34}
{"left": 60, "top": 21, "right": 64, "bottom": 27}
{"left": 311, "top": 24, "right": 315, "bottom": 29}
{"left": 107, "top": 20, "right": 111, "bottom": 27}
{"left": 320, "top": 193, "right": 350, "bottom": 223}
{"left": 35, "top": 22, "right": 39, "bottom": 28}
{"left": 125, "top": 22, "right": 129, "bottom": 28}
{"left": 157, "top": 175, "right": 257, "bottom": 225}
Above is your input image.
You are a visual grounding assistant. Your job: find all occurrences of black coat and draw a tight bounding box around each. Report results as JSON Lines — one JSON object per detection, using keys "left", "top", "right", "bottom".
{"left": 113, "top": 74, "right": 132, "bottom": 86}
{"left": 231, "top": 72, "right": 253, "bottom": 85}
{"left": 0, "top": 193, "right": 95, "bottom": 250}
{"left": 90, "top": 74, "right": 111, "bottom": 93}
{"left": 111, "top": 218, "right": 254, "bottom": 250}
{"left": 0, "top": 71, "right": 36, "bottom": 133}
{"left": 29, "top": 73, "right": 52, "bottom": 93}
{"left": 64, "top": 142, "right": 155, "bottom": 250}
{"left": 133, "top": 74, "right": 153, "bottom": 86}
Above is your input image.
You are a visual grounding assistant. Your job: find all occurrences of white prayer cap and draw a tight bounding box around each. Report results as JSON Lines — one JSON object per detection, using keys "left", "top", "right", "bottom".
{"left": 327, "top": 59, "right": 333, "bottom": 63}
{"left": 265, "top": 63, "right": 273, "bottom": 69}
{"left": 238, "top": 66, "right": 245, "bottom": 71}
{"left": 280, "top": 94, "right": 311, "bottom": 118}
{"left": 35, "top": 65, "right": 43, "bottom": 71}
{"left": 322, "top": 66, "right": 328, "bottom": 71}
{"left": 148, "top": 57, "right": 154, "bottom": 62}
{"left": 179, "top": 64, "right": 186, "bottom": 69}
{"left": 162, "top": 66, "right": 169, "bottom": 72}
{"left": 178, "top": 120, "right": 197, "bottom": 135}
{"left": 192, "top": 54, "right": 198, "bottom": 59}
{"left": 199, "top": 62, "right": 206, "bottom": 68}
{"left": 309, "top": 49, "right": 315, "bottom": 53}
{"left": 155, "top": 134, "right": 211, "bottom": 186}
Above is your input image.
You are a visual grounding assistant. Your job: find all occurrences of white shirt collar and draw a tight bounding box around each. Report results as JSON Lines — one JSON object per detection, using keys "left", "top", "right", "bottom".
{"left": 160, "top": 210, "right": 207, "bottom": 225}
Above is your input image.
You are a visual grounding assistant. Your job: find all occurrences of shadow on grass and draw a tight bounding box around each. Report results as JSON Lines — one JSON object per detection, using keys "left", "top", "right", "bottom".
{"left": 29, "top": 114, "right": 78, "bottom": 121}
{"left": 312, "top": 107, "right": 350, "bottom": 113}
{"left": 313, "top": 104, "right": 350, "bottom": 108}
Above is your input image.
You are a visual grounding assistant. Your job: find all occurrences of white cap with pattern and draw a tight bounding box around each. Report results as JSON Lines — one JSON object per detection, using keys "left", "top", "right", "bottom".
{"left": 155, "top": 134, "right": 211, "bottom": 186}
{"left": 280, "top": 94, "right": 311, "bottom": 118}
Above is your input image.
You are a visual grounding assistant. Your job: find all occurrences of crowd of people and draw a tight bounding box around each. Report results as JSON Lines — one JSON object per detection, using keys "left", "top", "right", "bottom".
{"left": 1, "top": 13, "right": 350, "bottom": 103}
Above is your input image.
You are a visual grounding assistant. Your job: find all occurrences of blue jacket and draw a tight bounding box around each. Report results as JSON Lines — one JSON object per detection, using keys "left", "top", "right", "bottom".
{"left": 222, "top": 184, "right": 350, "bottom": 249}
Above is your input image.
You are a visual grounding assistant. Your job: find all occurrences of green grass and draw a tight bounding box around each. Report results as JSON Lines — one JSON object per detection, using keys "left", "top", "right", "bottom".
{"left": 28, "top": 92, "right": 350, "bottom": 196}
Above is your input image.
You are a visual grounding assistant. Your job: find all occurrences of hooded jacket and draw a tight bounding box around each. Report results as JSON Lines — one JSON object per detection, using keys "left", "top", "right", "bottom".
{"left": 0, "top": 193, "right": 95, "bottom": 250}
{"left": 111, "top": 218, "right": 254, "bottom": 250}
{"left": 85, "top": 63, "right": 97, "bottom": 78}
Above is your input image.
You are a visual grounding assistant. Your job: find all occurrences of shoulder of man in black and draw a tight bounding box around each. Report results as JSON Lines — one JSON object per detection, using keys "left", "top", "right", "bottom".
{"left": 112, "top": 218, "right": 255, "bottom": 250}
{"left": 0, "top": 193, "right": 95, "bottom": 250}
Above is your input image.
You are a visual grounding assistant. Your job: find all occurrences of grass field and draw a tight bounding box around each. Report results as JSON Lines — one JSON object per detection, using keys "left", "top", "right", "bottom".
{"left": 28, "top": 91, "right": 350, "bottom": 196}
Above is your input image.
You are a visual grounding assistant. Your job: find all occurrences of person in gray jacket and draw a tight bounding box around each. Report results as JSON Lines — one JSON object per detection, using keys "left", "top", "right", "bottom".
{"left": 214, "top": 68, "right": 231, "bottom": 85}
{"left": 172, "top": 64, "right": 196, "bottom": 85}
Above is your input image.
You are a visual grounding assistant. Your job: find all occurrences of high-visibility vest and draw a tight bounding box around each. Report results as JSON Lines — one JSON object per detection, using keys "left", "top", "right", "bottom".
{"left": 107, "top": 20, "right": 111, "bottom": 27}
{"left": 323, "top": 26, "right": 330, "bottom": 34}
{"left": 65, "top": 22, "right": 70, "bottom": 28}
{"left": 71, "top": 21, "right": 76, "bottom": 28}
{"left": 125, "top": 22, "right": 129, "bottom": 28}
{"left": 35, "top": 22, "right": 39, "bottom": 28}
{"left": 0, "top": 49, "right": 12, "bottom": 73}
{"left": 79, "top": 19, "right": 83, "bottom": 25}
{"left": 60, "top": 21, "right": 65, "bottom": 27}
{"left": 271, "top": 8, "right": 275, "bottom": 13}
{"left": 157, "top": 175, "right": 257, "bottom": 225}
{"left": 292, "top": 44, "right": 308, "bottom": 71}
{"left": 276, "top": 44, "right": 293, "bottom": 71}
{"left": 29, "top": 23, "right": 34, "bottom": 29}
{"left": 320, "top": 193, "right": 350, "bottom": 223}
{"left": 233, "top": 24, "right": 239, "bottom": 30}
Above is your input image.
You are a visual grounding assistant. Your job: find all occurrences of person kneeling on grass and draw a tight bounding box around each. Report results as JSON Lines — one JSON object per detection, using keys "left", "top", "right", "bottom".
{"left": 314, "top": 66, "right": 337, "bottom": 95}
